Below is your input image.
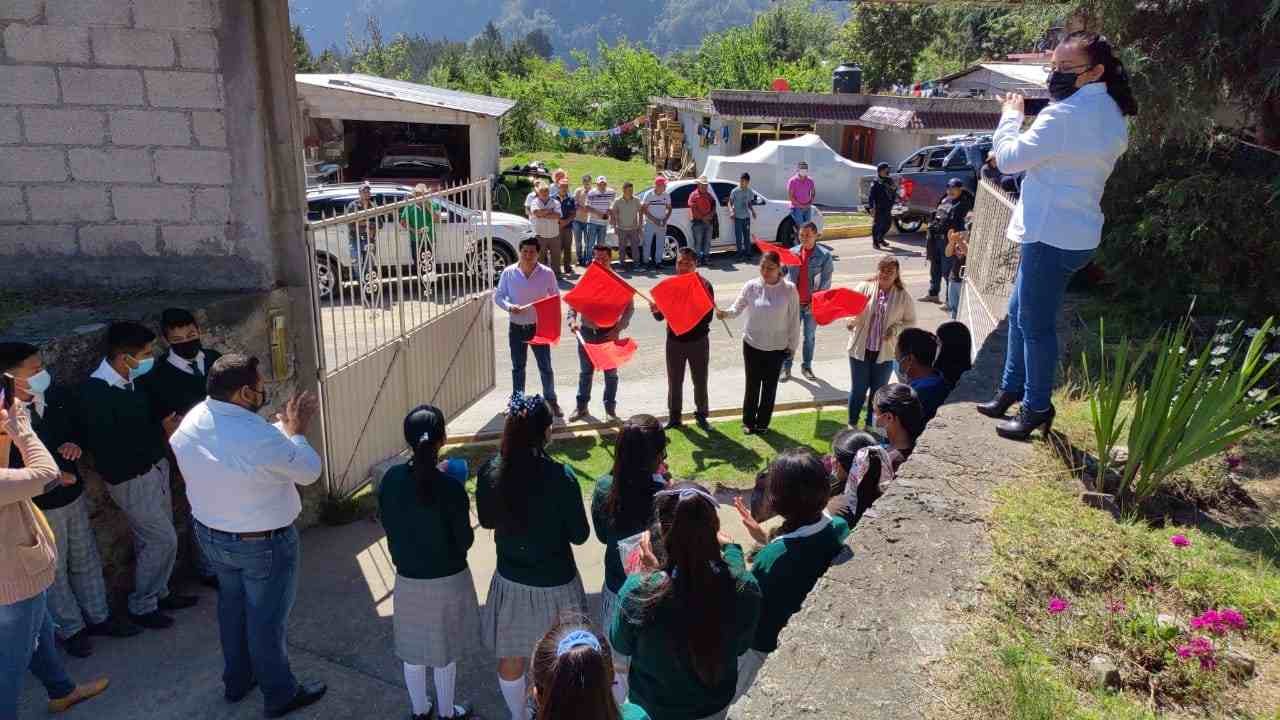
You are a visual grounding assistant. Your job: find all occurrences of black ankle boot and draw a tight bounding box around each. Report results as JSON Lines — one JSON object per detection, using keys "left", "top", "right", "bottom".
{"left": 976, "top": 391, "right": 1023, "bottom": 418}
{"left": 996, "top": 404, "right": 1055, "bottom": 441}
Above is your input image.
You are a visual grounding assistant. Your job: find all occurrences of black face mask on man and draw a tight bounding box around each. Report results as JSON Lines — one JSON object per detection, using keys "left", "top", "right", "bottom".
{"left": 1048, "top": 70, "right": 1084, "bottom": 102}
{"left": 170, "top": 338, "right": 202, "bottom": 361}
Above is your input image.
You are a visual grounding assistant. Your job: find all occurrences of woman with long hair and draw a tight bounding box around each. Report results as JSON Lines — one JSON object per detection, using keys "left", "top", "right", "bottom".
{"left": 590, "top": 415, "right": 668, "bottom": 629}
{"left": 729, "top": 449, "right": 849, "bottom": 706}
{"left": 476, "top": 394, "right": 590, "bottom": 720}
{"left": 872, "top": 383, "right": 924, "bottom": 462}
{"left": 826, "top": 429, "right": 897, "bottom": 527}
{"left": 934, "top": 321, "right": 973, "bottom": 388}
{"left": 716, "top": 252, "right": 800, "bottom": 434}
{"left": 846, "top": 255, "right": 916, "bottom": 428}
{"left": 378, "top": 405, "right": 477, "bottom": 720}
{"left": 610, "top": 482, "right": 761, "bottom": 720}
{"left": 530, "top": 617, "right": 650, "bottom": 720}
{"left": 981, "top": 31, "right": 1134, "bottom": 440}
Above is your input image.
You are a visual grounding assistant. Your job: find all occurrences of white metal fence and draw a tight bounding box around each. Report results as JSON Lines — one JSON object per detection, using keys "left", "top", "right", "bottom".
{"left": 957, "top": 179, "right": 1020, "bottom": 362}
{"left": 305, "top": 178, "right": 498, "bottom": 497}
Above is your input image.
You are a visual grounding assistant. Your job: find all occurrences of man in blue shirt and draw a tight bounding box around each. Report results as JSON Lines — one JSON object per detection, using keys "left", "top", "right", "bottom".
{"left": 895, "top": 328, "right": 950, "bottom": 425}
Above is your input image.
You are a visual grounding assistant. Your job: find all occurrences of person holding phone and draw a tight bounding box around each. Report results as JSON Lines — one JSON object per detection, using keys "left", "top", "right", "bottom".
{"left": 379, "top": 405, "right": 478, "bottom": 720}
{"left": 0, "top": 344, "right": 139, "bottom": 659}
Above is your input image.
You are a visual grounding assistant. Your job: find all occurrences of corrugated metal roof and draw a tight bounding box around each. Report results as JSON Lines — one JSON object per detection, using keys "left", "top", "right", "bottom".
{"left": 978, "top": 62, "right": 1049, "bottom": 87}
{"left": 703, "top": 90, "right": 1001, "bottom": 130}
{"left": 296, "top": 73, "right": 516, "bottom": 118}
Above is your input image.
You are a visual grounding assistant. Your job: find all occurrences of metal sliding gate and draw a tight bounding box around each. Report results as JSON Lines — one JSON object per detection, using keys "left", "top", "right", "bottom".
{"left": 304, "top": 178, "right": 498, "bottom": 497}
{"left": 957, "top": 179, "right": 1020, "bottom": 363}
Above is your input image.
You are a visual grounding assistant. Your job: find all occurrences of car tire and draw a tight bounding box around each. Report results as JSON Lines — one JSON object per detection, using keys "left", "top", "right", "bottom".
{"left": 663, "top": 227, "right": 687, "bottom": 265}
{"left": 895, "top": 217, "right": 924, "bottom": 234}
{"left": 314, "top": 253, "right": 338, "bottom": 302}
{"left": 776, "top": 217, "right": 797, "bottom": 246}
{"left": 467, "top": 241, "right": 516, "bottom": 286}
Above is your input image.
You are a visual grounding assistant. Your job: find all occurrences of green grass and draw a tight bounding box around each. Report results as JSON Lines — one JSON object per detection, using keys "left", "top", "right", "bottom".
{"left": 498, "top": 151, "right": 653, "bottom": 214}
{"left": 442, "top": 406, "right": 848, "bottom": 496}
{"left": 822, "top": 213, "right": 873, "bottom": 230}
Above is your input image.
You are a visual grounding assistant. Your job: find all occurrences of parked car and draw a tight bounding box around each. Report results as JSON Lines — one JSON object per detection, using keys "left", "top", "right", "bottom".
{"left": 619, "top": 179, "right": 824, "bottom": 263}
{"left": 860, "top": 135, "right": 991, "bottom": 233}
{"left": 305, "top": 183, "right": 535, "bottom": 300}
{"left": 362, "top": 144, "right": 454, "bottom": 191}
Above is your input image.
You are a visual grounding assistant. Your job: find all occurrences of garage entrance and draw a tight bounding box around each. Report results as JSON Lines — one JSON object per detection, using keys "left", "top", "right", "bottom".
{"left": 341, "top": 120, "right": 471, "bottom": 185}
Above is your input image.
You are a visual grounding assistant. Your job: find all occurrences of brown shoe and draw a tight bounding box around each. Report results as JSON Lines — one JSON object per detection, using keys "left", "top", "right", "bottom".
{"left": 49, "top": 678, "right": 109, "bottom": 713}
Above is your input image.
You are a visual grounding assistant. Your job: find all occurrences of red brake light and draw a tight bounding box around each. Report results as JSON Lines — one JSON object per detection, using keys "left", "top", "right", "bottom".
{"left": 899, "top": 178, "right": 915, "bottom": 201}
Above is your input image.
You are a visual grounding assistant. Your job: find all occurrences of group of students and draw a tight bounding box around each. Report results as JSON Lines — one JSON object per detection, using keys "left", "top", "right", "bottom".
{"left": 375, "top": 355, "right": 953, "bottom": 720}
{"left": 1, "top": 310, "right": 228, "bottom": 716}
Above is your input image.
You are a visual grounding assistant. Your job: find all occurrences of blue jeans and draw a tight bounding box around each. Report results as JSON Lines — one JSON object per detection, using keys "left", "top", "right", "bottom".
{"left": 733, "top": 217, "right": 751, "bottom": 255}
{"left": 1, "top": 591, "right": 75, "bottom": 718}
{"left": 584, "top": 223, "right": 606, "bottom": 260}
{"left": 691, "top": 220, "right": 712, "bottom": 260}
{"left": 572, "top": 220, "right": 589, "bottom": 263}
{"left": 1001, "top": 242, "right": 1094, "bottom": 411}
{"left": 947, "top": 278, "right": 962, "bottom": 319}
{"left": 576, "top": 326, "right": 619, "bottom": 411}
{"left": 643, "top": 224, "right": 665, "bottom": 265}
{"left": 784, "top": 305, "right": 817, "bottom": 371}
{"left": 848, "top": 350, "right": 894, "bottom": 427}
{"left": 789, "top": 207, "right": 813, "bottom": 226}
{"left": 508, "top": 322, "right": 557, "bottom": 404}
{"left": 196, "top": 523, "right": 301, "bottom": 712}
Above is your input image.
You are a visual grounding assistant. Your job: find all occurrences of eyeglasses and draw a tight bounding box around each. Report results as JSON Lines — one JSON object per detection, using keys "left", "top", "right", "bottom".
{"left": 1042, "top": 62, "right": 1096, "bottom": 74}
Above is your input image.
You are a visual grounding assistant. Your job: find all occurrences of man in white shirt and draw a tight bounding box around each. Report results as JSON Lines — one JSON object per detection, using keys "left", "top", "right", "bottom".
{"left": 169, "top": 355, "right": 326, "bottom": 717}
{"left": 641, "top": 177, "right": 672, "bottom": 270}
{"left": 527, "top": 181, "right": 565, "bottom": 276}
{"left": 493, "top": 238, "right": 564, "bottom": 417}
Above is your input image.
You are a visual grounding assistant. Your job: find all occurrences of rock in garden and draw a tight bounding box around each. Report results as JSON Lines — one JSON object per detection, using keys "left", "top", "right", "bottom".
{"left": 1221, "top": 648, "right": 1256, "bottom": 679}
{"left": 1156, "top": 614, "right": 1185, "bottom": 632}
{"left": 1109, "top": 446, "right": 1129, "bottom": 465}
{"left": 1081, "top": 492, "right": 1120, "bottom": 516}
{"left": 1089, "top": 654, "right": 1122, "bottom": 689}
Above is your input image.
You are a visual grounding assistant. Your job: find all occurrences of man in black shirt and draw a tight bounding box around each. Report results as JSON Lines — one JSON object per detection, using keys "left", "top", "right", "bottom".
{"left": 650, "top": 248, "right": 715, "bottom": 430}
{"left": 866, "top": 163, "right": 896, "bottom": 251}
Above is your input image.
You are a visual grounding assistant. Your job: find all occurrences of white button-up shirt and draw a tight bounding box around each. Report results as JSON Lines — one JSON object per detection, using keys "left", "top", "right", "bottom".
{"left": 169, "top": 398, "right": 322, "bottom": 533}
{"left": 992, "top": 83, "right": 1129, "bottom": 251}
{"left": 494, "top": 262, "right": 558, "bottom": 325}
{"left": 166, "top": 349, "right": 206, "bottom": 375}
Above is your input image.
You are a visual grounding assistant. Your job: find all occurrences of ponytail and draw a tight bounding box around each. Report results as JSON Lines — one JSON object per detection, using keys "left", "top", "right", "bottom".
{"left": 531, "top": 618, "right": 621, "bottom": 720}
{"left": 1064, "top": 31, "right": 1139, "bottom": 117}
{"left": 402, "top": 404, "right": 447, "bottom": 506}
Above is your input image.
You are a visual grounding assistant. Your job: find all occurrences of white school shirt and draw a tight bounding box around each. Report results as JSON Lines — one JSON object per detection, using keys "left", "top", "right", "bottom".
{"left": 90, "top": 358, "right": 132, "bottom": 389}
{"left": 170, "top": 399, "right": 322, "bottom": 533}
{"left": 723, "top": 277, "right": 801, "bottom": 354}
{"left": 166, "top": 349, "right": 206, "bottom": 376}
{"left": 991, "top": 83, "right": 1128, "bottom": 251}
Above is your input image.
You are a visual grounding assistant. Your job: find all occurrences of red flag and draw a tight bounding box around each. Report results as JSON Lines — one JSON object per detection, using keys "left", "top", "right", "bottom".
{"left": 579, "top": 335, "right": 638, "bottom": 371}
{"left": 651, "top": 273, "right": 713, "bottom": 336}
{"left": 811, "top": 288, "right": 869, "bottom": 326}
{"left": 527, "top": 294, "right": 562, "bottom": 346}
{"left": 753, "top": 239, "right": 802, "bottom": 266}
{"left": 563, "top": 263, "right": 636, "bottom": 328}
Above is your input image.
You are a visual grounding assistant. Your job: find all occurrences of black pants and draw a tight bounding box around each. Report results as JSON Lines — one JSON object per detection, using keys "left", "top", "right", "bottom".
{"left": 871, "top": 215, "right": 891, "bottom": 246}
{"left": 667, "top": 335, "right": 710, "bottom": 420}
{"left": 742, "top": 341, "right": 787, "bottom": 429}
{"left": 926, "top": 231, "right": 946, "bottom": 295}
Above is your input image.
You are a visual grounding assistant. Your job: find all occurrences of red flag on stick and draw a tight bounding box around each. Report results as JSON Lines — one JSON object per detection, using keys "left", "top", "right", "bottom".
{"left": 527, "top": 294, "right": 562, "bottom": 346}
{"left": 564, "top": 263, "right": 636, "bottom": 328}
{"left": 753, "top": 239, "right": 802, "bottom": 266}
{"left": 811, "top": 288, "right": 869, "bottom": 326}
{"left": 650, "top": 273, "right": 714, "bottom": 336}
{"left": 577, "top": 333, "right": 638, "bottom": 371}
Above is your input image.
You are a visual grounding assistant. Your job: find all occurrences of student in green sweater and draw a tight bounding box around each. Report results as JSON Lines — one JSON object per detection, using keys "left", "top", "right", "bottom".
{"left": 476, "top": 393, "right": 590, "bottom": 720}
{"left": 531, "top": 617, "right": 650, "bottom": 720}
{"left": 590, "top": 414, "right": 669, "bottom": 631}
{"left": 730, "top": 449, "right": 850, "bottom": 706}
{"left": 76, "top": 322, "right": 197, "bottom": 629}
{"left": 379, "top": 405, "right": 477, "bottom": 720}
{"left": 139, "top": 308, "right": 224, "bottom": 588}
{"left": 610, "top": 482, "right": 761, "bottom": 720}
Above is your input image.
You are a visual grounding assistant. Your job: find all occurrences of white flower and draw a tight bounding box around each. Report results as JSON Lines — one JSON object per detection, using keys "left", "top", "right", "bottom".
{"left": 1265, "top": 352, "right": 1280, "bottom": 363}
{"left": 1245, "top": 327, "right": 1261, "bottom": 338}
{"left": 1269, "top": 327, "right": 1280, "bottom": 337}
{"left": 1217, "top": 319, "right": 1234, "bottom": 327}
{"left": 1189, "top": 359, "right": 1199, "bottom": 367}
{"left": 1210, "top": 357, "right": 1226, "bottom": 367}
{"left": 1211, "top": 345, "right": 1230, "bottom": 356}
{"left": 1248, "top": 388, "right": 1268, "bottom": 401}
{"left": 1177, "top": 346, "right": 1187, "bottom": 354}
{"left": 1214, "top": 333, "right": 1232, "bottom": 343}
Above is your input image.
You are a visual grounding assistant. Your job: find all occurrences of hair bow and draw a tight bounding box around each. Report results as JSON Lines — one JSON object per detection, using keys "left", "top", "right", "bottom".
{"left": 555, "top": 629, "right": 601, "bottom": 656}
{"left": 847, "top": 446, "right": 895, "bottom": 496}
{"left": 656, "top": 486, "right": 718, "bottom": 507}
{"left": 507, "top": 393, "right": 543, "bottom": 418}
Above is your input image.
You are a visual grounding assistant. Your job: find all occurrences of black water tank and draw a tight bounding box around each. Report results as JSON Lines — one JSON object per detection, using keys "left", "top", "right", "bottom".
{"left": 832, "top": 63, "right": 862, "bottom": 94}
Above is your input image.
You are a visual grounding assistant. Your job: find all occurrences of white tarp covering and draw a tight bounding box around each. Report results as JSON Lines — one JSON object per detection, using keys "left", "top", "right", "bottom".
{"left": 703, "top": 134, "right": 877, "bottom": 207}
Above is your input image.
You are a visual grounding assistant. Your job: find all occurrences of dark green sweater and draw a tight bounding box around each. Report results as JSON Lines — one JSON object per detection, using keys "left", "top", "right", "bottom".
{"left": 8, "top": 388, "right": 83, "bottom": 510}
{"left": 475, "top": 454, "right": 589, "bottom": 587}
{"left": 590, "top": 473, "right": 666, "bottom": 594}
{"left": 139, "top": 349, "right": 222, "bottom": 420}
{"left": 610, "top": 544, "right": 762, "bottom": 720}
{"left": 75, "top": 376, "right": 166, "bottom": 484}
{"left": 378, "top": 462, "right": 473, "bottom": 580}
{"left": 749, "top": 516, "right": 849, "bottom": 653}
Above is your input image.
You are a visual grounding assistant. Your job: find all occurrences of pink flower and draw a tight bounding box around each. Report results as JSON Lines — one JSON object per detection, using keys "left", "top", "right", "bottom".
{"left": 1107, "top": 599, "right": 1126, "bottom": 615}
{"left": 1193, "top": 608, "right": 1247, "bottom": 635}
{"left": 1176, "top": 636, "right": 1216, "bottom": 670}
{"left": 1225, "top": 455, "right": 1241, "bottom": 470}
{"left": 1170, "top": 534, "right": 1190, "bottom": 548}
{"left": 1219, "top": 608, "right": 1247, "bottom": 630}
{"left": 1047, "top": 597, "right": 1070, "bottom": 615}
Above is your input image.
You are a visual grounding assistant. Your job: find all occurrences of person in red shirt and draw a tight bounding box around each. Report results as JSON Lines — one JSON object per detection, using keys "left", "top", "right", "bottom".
{"left": 687, "top": 177, "right": 717, "bottom": 264}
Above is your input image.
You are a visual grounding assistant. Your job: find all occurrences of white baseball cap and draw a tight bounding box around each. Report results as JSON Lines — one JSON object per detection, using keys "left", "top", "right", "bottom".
{"left": 596, "top": 175, "right": 608, "bottom": 183}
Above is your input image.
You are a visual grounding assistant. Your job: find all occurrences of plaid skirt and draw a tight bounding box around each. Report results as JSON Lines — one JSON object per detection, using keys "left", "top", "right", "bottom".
{"left": 393, "top": 568, "right": 481, "bottom": 667}
{"left": 598, "top": 583, "right": 620, "bottom": 633}
{"left": 481, "top": 572, "right": 587, "bottom": 658}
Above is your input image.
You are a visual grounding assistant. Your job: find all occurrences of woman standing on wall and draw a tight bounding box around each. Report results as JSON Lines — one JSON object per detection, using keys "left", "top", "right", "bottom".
{"left": 978, "top": 31, "right": 1135, "bottom": 439}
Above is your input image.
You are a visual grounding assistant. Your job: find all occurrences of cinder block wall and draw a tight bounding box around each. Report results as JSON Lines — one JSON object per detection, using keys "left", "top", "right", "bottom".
{"left": 0, "top": 0, "right": 279, "bottom": 290}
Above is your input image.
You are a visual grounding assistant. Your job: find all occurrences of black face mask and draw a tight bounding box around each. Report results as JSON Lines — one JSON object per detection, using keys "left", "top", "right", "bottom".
{"left": 1048, "top": 71, "right": 1082, "bottom": 102}
{"left": 170, "top": 338, "right": 202, "bottom": 361}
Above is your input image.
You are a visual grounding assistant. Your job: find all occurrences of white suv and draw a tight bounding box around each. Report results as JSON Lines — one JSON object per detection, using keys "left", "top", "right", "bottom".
{"left": 607, "top": 180, "right": 824, "bottom": 263}
{"left": 305, "top": 183, "right": 535, "bottom": 299}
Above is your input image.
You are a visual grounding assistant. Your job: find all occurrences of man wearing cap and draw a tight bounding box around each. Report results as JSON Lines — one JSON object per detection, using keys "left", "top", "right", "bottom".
{"left": 611, "top": 182, "right": 644, "bottom": 269}
{"left": 922, "top": 178, "right": 974, "bottom": 305}
{"left": 345, "top": 182, "right": 383, "bottom": 268}
{"left": 687, "top": 177, "right": 717, "bottom": 264}
{"left": 641, "top": 177, "right": 672, "bottom": 269}
{"left": 585, "top": 176, "right": 615, "bottom": 259}
{"left": 528, "top": 181, "right": 565, "bottom": 277}
{"left": 787, "top": 161, "right": 816, "bottom": 228}
{"left": 866, "top": 162, "right": 896, "bottom": 251}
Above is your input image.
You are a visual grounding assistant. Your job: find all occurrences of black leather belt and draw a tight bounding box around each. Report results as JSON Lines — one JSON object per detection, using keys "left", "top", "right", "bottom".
{"left": 198, "top": 520, "right": 290, "bottom": 541}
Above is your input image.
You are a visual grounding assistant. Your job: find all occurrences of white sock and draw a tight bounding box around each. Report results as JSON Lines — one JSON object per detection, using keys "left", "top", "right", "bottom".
{"left": 435, "top": 662, "right": 457, "bottom": 717}
{"left": 404, "top": 663, "right": 432, "bottom": 716}
{"left": 498, "top": 674, "right": 528, "bottom": 720}
{"left": 612, "top": 672, "right": 629, "bottom": 707}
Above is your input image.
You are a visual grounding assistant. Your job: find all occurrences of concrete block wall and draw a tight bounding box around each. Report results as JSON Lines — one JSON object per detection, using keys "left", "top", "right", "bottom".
{"left": 0, "top": 0, "right": 276, "bottom": 290}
